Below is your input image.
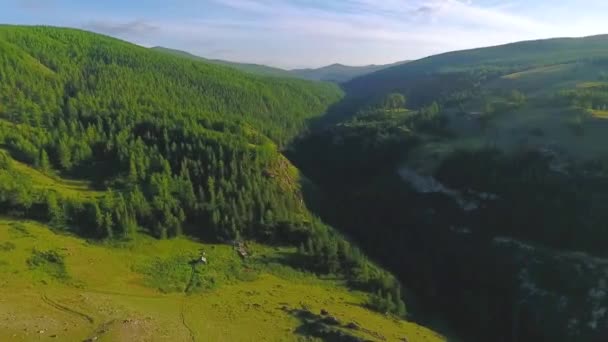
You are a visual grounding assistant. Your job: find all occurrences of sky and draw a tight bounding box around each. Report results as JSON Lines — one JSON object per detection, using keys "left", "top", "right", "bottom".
{"left": 2, "top": 0, "right": 608, "bottom": 69}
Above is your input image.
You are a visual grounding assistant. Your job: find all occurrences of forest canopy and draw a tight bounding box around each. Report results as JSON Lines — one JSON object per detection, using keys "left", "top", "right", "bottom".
{"left": 0, "top": 25, "right": 407, "bottom": 316}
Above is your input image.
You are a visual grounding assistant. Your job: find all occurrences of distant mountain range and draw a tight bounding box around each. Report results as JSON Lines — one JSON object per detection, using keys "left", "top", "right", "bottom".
{"left": 151, "top": 46, "right": 407, "bottom": 83}
{"left": 150, "top": 47, "right": 293, "bottom": 78}
{"left": 290, "top": 61, "right": 409, "bottom": 83}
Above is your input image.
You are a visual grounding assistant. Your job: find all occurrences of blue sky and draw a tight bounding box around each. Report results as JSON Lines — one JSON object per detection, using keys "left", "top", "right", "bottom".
{"left": 3, "top": 0, "right": 608, "bottom": 68}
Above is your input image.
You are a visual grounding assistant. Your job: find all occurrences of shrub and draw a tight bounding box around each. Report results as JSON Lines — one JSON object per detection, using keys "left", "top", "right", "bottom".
{"left": 27, "top": 249, "right": 69, "bottom": 280}
{"left": 0, "top": 242, "right": 16, "bottom": 251}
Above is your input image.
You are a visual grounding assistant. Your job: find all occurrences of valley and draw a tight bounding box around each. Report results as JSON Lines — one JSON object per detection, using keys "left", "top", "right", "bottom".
{"left": 290, "top": 34, "right": 608, "bottom": 341}
{"left": 0, "top": 25, "right": 440, "bottom": 342}
{"left": 2, "top": 22, "right": 608, "bottom": 342}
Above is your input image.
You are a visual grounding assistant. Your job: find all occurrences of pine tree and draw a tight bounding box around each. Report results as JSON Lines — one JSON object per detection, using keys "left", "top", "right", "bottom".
{"left": 39, "top": 148, "right": 50, "bottom": 171}
{"left": 46, "top": 192, "right": 64, "bottom": 227}
{"left": 57, "top": 139, "right": 72, "bottom": 170}
{"left": 128, "top": 156, "right": 138, "bottom": 182}
{"left": 93, "top": 203, "right": 104, "bottom": 237}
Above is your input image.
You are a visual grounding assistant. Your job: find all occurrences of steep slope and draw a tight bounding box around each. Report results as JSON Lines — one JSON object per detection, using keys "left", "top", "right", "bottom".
{"left": 0, "top": 26, "right": 343, "bottom": 145}
{"left": 290, "top": 34, "right": 608, "bottom": 341}
{"left": 0, "top": 25, "right": 439, "bottom": 340}
{"left": 291, "top": 61, "right": 408, "bottom": 83}
{"left": 343, "top": 34, "right": 608, "bottom": 109}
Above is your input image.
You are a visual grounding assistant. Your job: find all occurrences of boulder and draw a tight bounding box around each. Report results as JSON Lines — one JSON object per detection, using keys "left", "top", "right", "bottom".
{"left": 346, "top": 322, "right": 360, "bottom": 330}
{"left": 321, "top": 315, "right": 340, "bottom": 326}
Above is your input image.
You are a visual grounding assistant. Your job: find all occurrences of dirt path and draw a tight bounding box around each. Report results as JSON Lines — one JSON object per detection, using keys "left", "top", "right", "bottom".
{"left": 83, "top": 288, "right": 167, "bottom": 299}
{"left": 87, "top": 285, "right": 197, "bottom": 341}
{"left": 180, "top": 301, "right": 196, "bottom": 342}
{"left": 83, "top": 319, "right": 117, "bottom": 341}
{"left": 41, "top": 293, "right": 95, "bottom": 324}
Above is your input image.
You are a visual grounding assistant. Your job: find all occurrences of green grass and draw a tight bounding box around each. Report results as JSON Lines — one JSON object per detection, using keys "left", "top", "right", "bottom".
{"left": 576, "top": 81, "right": 608, "bottom": 89}
{"left": 501, "top": 64, "right": 571, "bottom": 80}
{"left": 0, "top": 219, "right": 444, "bottom": 342}
{"left": 2, "top": 149, "right": 103, "bottom": 199}
{"left": 407, "top": 101, "right": 608, "bottom": 171}
{"left": 590, "top": 109, "right": 608, "bottom": 119}
{"left": 27, "top": 248, "right": 70, "bottom": 281}
{"left": 411, "top": 58, "right": 608, "bottom": 166}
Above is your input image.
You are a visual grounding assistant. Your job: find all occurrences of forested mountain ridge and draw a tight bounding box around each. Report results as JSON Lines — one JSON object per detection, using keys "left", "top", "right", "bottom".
{"left": 340, "top": 34, "right": 608, "bottom": 111}
{"left": 291, "top": 34, "right": 608, "bottom": 341}
{"left": 0, "top": 25, "right": 343, "bottom": 145}
{"left": 152, "top": 45, "right": 406, "bottom": 83}
{"left": 0, "top": 25, "right": 437, "bottom": 341}
{"left": 150, "top": 46, "right": 296, "bottom": 78}
{"left": 290, "top": 61, "right": 408, "bottom": 83}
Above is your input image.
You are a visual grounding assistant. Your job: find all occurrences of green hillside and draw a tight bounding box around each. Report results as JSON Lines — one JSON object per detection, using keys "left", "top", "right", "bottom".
{"left": 338, "top": 34, "right": 608, "bottom": 160}
{"left": 344, "top": 34, "right": 608, "bottom": 108}
{"left": 151, "top": 46, "right": 296, "bottom": 79}
{"left": 0, "top": 25, "right": 441, "bottom": 341}
{"left": 0, "top": 25, "right": 343, "bottom": 145}
{"left": 291, "top": 34, "right": 608, "bottom": 341}
{"left": 0, "top": 219, "right": 443, "bottom": 342}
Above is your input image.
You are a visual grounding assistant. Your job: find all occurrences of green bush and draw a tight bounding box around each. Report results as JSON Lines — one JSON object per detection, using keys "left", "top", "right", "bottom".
{"left": 136, "top": 255, "right": 194, "bottom": 293}
{"left": 0, "top": 241, "right": 16, "bottom": 251}
{"left": 27, "top": 249, "right": 69, "bottom": 280}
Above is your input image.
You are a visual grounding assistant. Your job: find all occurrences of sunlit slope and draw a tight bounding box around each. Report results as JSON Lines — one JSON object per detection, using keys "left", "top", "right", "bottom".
{"left": 0, "top": 25, "right": 343, "bottom": 145}
{"left": 0, "top": 219, "right": 444, "bottom": 342}
{"left": 343, "top": 34, "right": 608, "bottom": 108}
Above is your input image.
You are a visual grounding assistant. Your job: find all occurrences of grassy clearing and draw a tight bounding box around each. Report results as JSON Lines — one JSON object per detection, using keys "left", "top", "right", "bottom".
{"left": 6, "top": 154, "right": 103, "bottom": 199}
{"left": 0, "top": 219, "right": 444, "bottom": 341}
{"left": 576, "top": 81, "right": 608, "bottom": 89}
{"left": 489, "top": 63, "right": 599, "bottom": 98}
{"left": 591, "top": 110, "right": 608, "bottom": 119}
{"left": 502, "top": 64, "right": 570, "bottom": 80}
{"left": 27, "top": 249, "right": 70, "bottom": 281}
{"left": 416, "top": 101, "right": 608, "bottom": 168}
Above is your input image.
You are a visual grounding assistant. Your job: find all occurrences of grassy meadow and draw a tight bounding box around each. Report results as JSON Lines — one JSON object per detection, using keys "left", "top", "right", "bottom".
{"left": 0, "top": 219, "right": 443, "bottom": 342}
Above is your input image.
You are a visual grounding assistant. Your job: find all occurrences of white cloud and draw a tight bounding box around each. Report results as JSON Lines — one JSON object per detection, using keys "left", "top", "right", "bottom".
{"left": 73, "top": 0, "right": 608, "bottom": 68}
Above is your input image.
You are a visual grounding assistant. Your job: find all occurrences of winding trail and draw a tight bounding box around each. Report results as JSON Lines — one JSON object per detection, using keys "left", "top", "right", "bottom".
{"left": 180, "top": 301, "right": 196, "bottom": 342}
{"left": 83, "top": 288, "right": 165, "bottom": 299}
{"left": 41, "top": 293, "right": 95, "bottom": 324}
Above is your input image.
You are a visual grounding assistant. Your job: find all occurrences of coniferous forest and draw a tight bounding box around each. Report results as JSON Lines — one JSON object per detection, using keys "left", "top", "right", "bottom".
{"left": 0, "top": 25, "right": 408, "bottom": 318}
{"left": 6, "top": 24, "right": 608, "bottom": 342}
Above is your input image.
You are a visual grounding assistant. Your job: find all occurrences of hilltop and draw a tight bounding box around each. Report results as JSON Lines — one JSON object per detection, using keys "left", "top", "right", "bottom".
{"left": 290, "top": 61, "right": 408, "bottom": 83}
{"left": 345, "top": 34, "right": 608, "bottom": 107}
{"left": 150, "top": 46, "right": 295, "bottom": 79}
{"left": 336, "top": 34, "right": 608, "bottom": 160}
